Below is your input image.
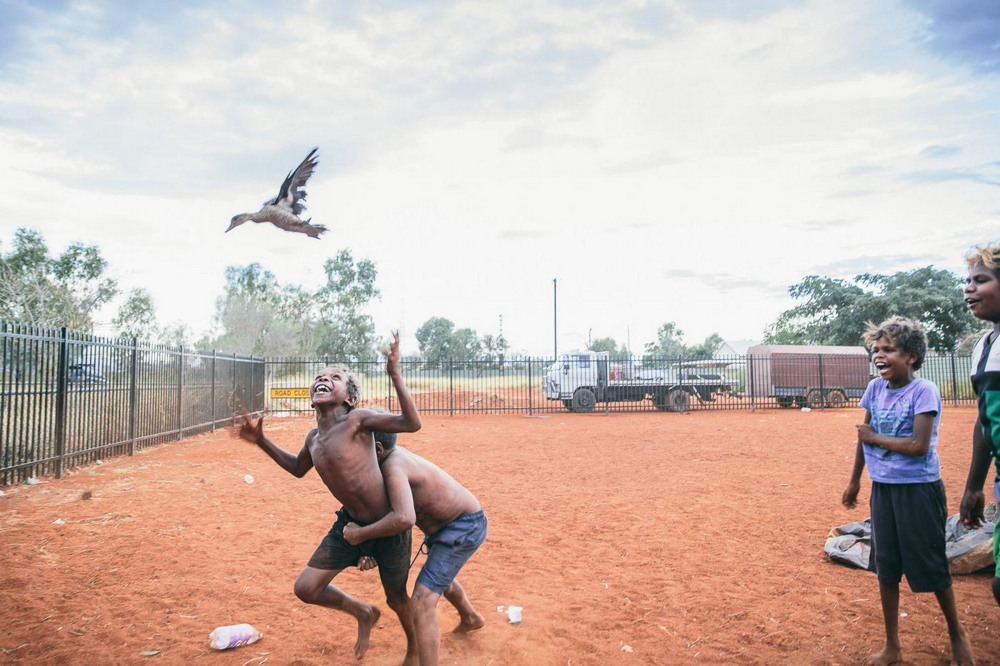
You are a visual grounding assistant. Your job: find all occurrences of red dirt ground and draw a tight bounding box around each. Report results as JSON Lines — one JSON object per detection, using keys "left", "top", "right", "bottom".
{"left": 1, "top": 408, "right": 998, "bottom": 665}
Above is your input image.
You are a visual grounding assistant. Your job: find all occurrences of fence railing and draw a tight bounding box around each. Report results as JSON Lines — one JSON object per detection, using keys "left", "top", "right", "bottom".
{"left": 2, "top": 321, "right": 980, "bottom": 486}
{"left": 1, "top": 322, "right": 264, "bottom": 484}
{"left": 265, "top": 351, "right": 978, "bottom": 416}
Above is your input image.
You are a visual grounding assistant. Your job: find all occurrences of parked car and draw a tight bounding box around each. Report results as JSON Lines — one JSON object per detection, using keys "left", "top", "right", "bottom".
{"left": 68, "top": 363, "right": 107, "bottom": 384}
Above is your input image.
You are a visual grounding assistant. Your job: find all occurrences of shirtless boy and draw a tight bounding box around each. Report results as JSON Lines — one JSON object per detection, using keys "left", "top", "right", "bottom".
{"left": 344, "top": 430, "right": 486, "bottom": 665}
{"left": 235, "top": 331, "right": 420, "bottom": 663}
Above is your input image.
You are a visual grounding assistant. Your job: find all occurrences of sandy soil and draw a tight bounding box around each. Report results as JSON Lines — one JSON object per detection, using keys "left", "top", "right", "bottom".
{"left": 1, "top": 408, "right": 998, "bottom": 665}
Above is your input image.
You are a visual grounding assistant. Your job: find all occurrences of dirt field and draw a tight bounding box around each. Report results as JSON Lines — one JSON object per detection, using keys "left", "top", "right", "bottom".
{"left": 1, "top": 408, "right": 998, "bottom": 665}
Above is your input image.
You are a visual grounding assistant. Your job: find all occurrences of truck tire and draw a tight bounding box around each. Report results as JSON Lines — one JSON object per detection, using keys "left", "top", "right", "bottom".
{"left": 654, "top": 388, "right": 690, "bottom": 412}
{"left": 805, "top": 389, "right": 825, "bottom": 409}
{"left": 571, "top": 388, "right": 596, "bottom": 413}
{"left": 776, "top": 396, "right": 795, "bottom": 409}
{"left": 825, "top": 389, "right": 847, "bottom": 409}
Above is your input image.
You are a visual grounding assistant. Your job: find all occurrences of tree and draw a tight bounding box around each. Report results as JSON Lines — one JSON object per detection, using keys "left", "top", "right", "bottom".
{"left": 210, "top": 264, "right": 288, "bottom": 356}
{"left": 312, "top": 250, "right": 381, "bottom": 362}
{"left": 766, "top": 267, "right": 976, "bottom": 351}
{"left": 686, "top": 332, "right": 724, "bottom": 359}
{"left": 113, "top": 289, "right": 157, "bottom": 340}
{"left": 415, "top": 317, "right": 457, "bottom": 367}
{"left": 644, "top": 322, "right": 687, "bottom": 357}
{"left": 0, "top": 228, "right": 117, "bottom": 329}
{"left": 206, "top": 251, "right": 381, "bottom": 358}
{"left": 414, "top": 317, "right": 482, "bottom": 366}
{"left": 588, "top": 336, "right": 630, "bottom": 357}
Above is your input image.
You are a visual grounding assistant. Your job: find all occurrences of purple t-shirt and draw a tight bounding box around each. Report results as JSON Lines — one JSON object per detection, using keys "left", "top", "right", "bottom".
{"left": 859, "top": 376, "right": 941, "bottom": 484}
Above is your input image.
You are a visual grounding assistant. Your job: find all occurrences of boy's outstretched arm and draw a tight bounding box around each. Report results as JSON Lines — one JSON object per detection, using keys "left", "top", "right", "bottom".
{"left": 344, "top": 466, "right": 416, "bottom": 544}
{"left": 233, "top": 410, "right": 314, "bottom": 478}
{"left": 960, "top": 417, "right": 992, "bottom": 529}
{"left": 362, "top": 331, "right": 422, "bottom": 434}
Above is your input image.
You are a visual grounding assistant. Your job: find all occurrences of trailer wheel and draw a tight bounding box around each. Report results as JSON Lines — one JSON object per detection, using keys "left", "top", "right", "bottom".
{"left": 825, "top": 390, "right": 847, "bottom": 409}
{"left": 562, "top": 400, "right": 573, "bottom": 411}
{"left": 571, "top": 388, "right": 596, "bottom": 413}
{"left": 776, "top": 396, "right": 795, "bottom": 409}
{"left": 654, "top": 388, "right": 690, "bottom": 412}
{"left": 805, "top": 389, "right": 825, "bottom": 409}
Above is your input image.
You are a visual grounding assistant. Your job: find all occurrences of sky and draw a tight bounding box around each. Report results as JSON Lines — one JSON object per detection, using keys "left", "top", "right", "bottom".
{"left": 1, "top": 0, "right": 998, "bottom": 357}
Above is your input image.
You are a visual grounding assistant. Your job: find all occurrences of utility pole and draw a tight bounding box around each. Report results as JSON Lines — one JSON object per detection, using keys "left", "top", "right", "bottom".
{"left": 553, "top": 278, "right": 558, "bottom": 361}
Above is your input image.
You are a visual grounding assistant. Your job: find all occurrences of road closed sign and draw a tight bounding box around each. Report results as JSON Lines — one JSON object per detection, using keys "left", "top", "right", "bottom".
{"left": 270, "top": 387, "right": 310, "bottom": 399}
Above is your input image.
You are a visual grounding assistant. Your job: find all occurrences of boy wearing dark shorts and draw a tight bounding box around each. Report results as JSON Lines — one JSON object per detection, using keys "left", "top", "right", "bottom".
{"left": 236, "top": 332, "right": 422, "bottom": 663}
{"left": 842, "top": 317, "right": 973, "bottom": 666}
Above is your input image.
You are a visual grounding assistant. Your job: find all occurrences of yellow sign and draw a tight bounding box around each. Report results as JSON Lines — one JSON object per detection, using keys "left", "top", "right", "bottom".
{"left": 270, "top": 387, "right": 310, "bottom": 399}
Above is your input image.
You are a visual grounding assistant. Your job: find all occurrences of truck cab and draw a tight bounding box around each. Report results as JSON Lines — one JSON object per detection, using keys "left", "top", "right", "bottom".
{"left": 543, "top": 351, "right": 737, "bottom": 413}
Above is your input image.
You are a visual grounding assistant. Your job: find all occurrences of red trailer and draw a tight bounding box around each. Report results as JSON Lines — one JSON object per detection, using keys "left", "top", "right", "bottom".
{"left": 746, "top": 344, "right": 872, "bottom": 408}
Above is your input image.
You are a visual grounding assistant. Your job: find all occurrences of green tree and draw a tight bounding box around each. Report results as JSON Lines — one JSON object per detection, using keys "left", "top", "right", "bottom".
{"left": 686, "top": 332, "right": 724, "bottom": 359}
{"left": 312, "top": 250, "right": 381, "bottom": 361}
{"left": 210, "top": 264, "right": 288, "bottom": 355}
{"left": 415, "top": 317, "right": 457, "bottom": 367}
{"left": 207, "top": 252, "right": 381, "bottom": 358}
{"left": 113, "top": 289, "right": 157, "bottom": 340}
{"left": 0, "top": 228, "right": 117, "bottom": 329}
{"left": 644, "top": 322, "right": 687, "bottom": 357}
{"left": 414, "top": 317, "right": 483, "bottom": 366}
{"left": 766, "top": 266, "right": 976, "bottom": 351}
{"left": 588, "top": 336, "right": 630, "bottom": 357}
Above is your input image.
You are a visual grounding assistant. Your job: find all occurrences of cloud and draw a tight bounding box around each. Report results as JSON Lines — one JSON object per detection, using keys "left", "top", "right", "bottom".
{"left": 919, "top": 144, "right": 962, "bottom": 158}
{"left": 815, "top": 254, "right": 938, "bottom": 278}
{"left": 900, "top": 168, "right": 1000, "bottom": 186}
{"left": 660, "top": 268, "right": 783, "bottom": 294}
{"left": 905, "top": 0, "right": 1000, "bottom": 73}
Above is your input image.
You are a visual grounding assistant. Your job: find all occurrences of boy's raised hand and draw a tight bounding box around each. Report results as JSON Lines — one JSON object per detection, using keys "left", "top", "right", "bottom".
{"left": 381, "top": 330, "right": 401, "bottom": 375}
{"left": 232, "top": 409, "right": 263, "bottom": 445}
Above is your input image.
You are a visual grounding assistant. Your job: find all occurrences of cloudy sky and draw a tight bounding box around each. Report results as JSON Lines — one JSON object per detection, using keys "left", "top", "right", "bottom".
{"left": 1, "top": 0, "right": 998, "bottom": 356}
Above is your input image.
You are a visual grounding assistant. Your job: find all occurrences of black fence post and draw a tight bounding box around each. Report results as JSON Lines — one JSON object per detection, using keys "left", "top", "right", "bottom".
{"left": 449, "top": 359, "right": 454, "bottom": 417}
{"left": 950, "top": 352, "right": 959, "bottom": 407}
{"left": 211, "top": 350, "right": 217, "bottom": 430}
{"left": 128, "top": 338, "right": 138, "bottom": 456}
{"left": 177, "top": 346, "right": 184, "bottom": 440}
{"left": 527, "top": 359, "right": 534, "bottom": 416}
{"left": 53, "top": 327, "right": 69, "bottom": 479}
{"left": 817, "top": 354, "right": 825, "bottom": 411}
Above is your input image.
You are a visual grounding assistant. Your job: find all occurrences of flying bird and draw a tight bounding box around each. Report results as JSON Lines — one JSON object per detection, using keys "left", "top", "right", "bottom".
{"left": 227, "top": 148, "right": 327, "bottom": 239}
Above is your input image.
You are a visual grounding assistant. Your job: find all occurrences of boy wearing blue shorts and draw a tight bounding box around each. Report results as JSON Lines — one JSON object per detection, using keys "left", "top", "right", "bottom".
{"left": 345, "top": 429, "right": 486, "bottom": 666}
{"left": 842, "top": 317, "right": 974, "bottom": 666}
{"left": 960, "top": 243, "right": 1000, "bottom": 608}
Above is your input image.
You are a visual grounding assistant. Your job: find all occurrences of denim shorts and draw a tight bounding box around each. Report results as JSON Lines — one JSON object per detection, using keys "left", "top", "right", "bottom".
{"left": 415, "top": 510, "right": 487, "bottom": 595}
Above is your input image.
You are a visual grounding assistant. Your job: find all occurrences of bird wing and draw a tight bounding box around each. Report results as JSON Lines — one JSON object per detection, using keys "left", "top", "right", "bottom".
{"left": 270, "top": 148, "right": 319, "bottom": 215}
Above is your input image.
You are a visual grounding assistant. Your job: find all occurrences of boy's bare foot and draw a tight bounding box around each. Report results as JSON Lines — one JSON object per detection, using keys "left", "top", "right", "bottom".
{"left": 354, "top": 605, "right": 381, "bottom": 659}
{"left": 951, "top": 628, "right": 975, "bottom": 665}
{"left": 452, "top": 611, "right": 485, "bottom": 633}
{"left": 865, "top": 645, "right": 902, "bottom": 666}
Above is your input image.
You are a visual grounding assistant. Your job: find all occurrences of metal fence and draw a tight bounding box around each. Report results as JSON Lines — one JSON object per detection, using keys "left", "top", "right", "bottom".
{"left": 0, "top": 322, "right": 265, "bottom": 484}
{"left": 2, "top": 321, "right": 980, "bottom": 486}
{"left": 264, "top": 351, "right": 979, "bottom": 416}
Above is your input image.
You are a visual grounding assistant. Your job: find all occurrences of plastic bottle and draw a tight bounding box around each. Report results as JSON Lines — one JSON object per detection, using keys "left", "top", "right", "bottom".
{"left": 209, "top": 623, "right": 263, "bottom": 650}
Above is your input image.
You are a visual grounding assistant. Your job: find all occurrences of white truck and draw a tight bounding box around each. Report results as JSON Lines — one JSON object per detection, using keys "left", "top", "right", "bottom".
{"left": 541, "top": 350, "right": 737, "bottom": 413}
